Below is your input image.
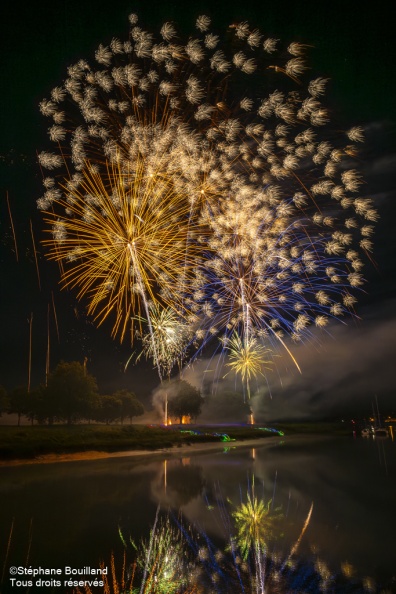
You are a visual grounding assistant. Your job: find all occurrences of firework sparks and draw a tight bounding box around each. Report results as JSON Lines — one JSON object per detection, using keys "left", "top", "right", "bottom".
{"left": 37, "top": 12, "right": 377, "bottom": 379}
{"left": 136, "top": 306, "right": 192, "bottom": 377}
{"left": 78, "top": 501, "right": 379, "bottom": 594}
{"left": 42, "top": 156, "right": 200, "bottom": 347}
{"left": 232, "top": 490, "right": 283, "bottom": 560}
{"left": 224, "top": 333, "right": 272, "bottom": 399}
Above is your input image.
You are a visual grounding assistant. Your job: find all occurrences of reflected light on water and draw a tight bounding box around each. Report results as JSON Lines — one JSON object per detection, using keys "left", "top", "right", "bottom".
{"left": 1, "top": 437, "right": 395, "bottom": 593}
{"left": 80, "top": 500, "right": 388, "bottom": 594}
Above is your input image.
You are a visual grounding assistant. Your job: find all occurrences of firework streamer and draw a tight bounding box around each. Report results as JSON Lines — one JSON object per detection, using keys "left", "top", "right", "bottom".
{"left": 1, "top": 519, "right": 14, "bottom": 586}
{"left": 288, "top": 501, "right": 314, "bottom": 559}
{"left": 6, "top": 192, "right": 18, "bottom": 262}
{"left": 51, "top": 291, "right": 60, "bottom": 342}
{"left": 139, "top": 504, "right": 160, "bottom": 594}
{"left": 30, "top": 219, "right": 41, "bottom": 290}
{"left": 45, "top": 303, "right": 50, "bottom": 386}
{"left": 27, "top": 313, "right": 33, "bottom": 393}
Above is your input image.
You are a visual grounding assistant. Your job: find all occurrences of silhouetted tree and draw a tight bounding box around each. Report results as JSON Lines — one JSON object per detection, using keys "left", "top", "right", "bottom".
{"left": 26, "top": 386, "right": 50, "bottom": 425}
{"left": 168, "top": 381, "right": 203, "bottom": 424}
{"left": 95, "top": 394, "right": 122, "bottom": 424}
{"left": 114, "top": 389, "right": 145, "bottom": 424}
{"left": 46, "top": 361, "right": 98, "bottom": 424}
{"left": 94, "top": 391, "right": 145, "bottom": 424}
{"left": 8, "top": 386, "right": 29, "bottom": 426}
{"left": 0, "top": 385, "right": 8, "bottom": 417}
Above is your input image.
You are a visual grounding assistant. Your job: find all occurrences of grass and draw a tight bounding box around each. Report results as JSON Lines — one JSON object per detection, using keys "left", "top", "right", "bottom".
{"left": 0, "top": 421, "right": 350, "bottom": 461}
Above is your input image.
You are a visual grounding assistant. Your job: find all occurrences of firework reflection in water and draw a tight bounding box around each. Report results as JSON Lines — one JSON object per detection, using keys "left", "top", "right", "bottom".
{"left": 38, "top": 12, "right": 378, "bottom": 384}
{"left": 77, "top": 486, "right": 386, "bottom": 594}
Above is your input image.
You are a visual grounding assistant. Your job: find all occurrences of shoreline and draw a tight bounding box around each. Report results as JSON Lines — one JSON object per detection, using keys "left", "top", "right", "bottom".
{"left": 0, "top": 422, "right": 351, "bottom": 468}
{"left": 0, "top": 436, "right": 290, "bottom": 467}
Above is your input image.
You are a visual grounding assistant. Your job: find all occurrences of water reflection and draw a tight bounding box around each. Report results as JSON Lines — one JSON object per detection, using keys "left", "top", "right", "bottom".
{"left": 88, "top": 497, "right": 391, "bottom": 594}
{"left": 151, "top": 459, "right": 205, "bottom": 507}
{"left": 1, "top": 436, "right": 395, "bottom": 592}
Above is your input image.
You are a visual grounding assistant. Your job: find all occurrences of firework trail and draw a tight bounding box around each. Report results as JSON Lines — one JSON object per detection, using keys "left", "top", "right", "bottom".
{"left": 30, "top": 219, "right": 41, "bottom": 290}
{"left": 6, "top": 192, "right": 18, "bottom": 262}
{"left": 37, "top": 13, "right": 377, "bottom": 383}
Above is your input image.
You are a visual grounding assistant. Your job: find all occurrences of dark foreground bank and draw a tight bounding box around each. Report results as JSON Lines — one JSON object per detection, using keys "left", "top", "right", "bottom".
{"left": 0, "top": 422, "right": 351, "bottom": 462}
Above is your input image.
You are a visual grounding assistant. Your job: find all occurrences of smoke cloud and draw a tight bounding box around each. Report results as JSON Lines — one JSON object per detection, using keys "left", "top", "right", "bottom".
{"left": 150, "top": 299, "right": 396, "bottom": 423}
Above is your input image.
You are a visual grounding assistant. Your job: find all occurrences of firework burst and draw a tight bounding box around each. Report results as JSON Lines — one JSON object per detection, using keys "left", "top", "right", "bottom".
{"left": 42, "top": 154, "right": 198, "bottom": 348}
{"left": 232, "top": 491, "right": 283, "bottom": 560}
{"left": 38, "top": 12, "right": 377, "bottom": 379}
{"left": 224, "top": 333, "right": 272, "bottom": 400}
{"left": 135, "top": 306, "right": 192, "bottom": 378}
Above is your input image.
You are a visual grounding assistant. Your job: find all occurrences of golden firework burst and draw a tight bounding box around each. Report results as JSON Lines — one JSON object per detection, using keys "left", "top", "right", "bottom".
{"left": 224, "top": 332, "right": 272, "bottom": 398}
{"left": 43, "top": 155, "right": 200, "bottom": 343}
{"left": 232, "top": 491, "right": 283, "bottom": 559}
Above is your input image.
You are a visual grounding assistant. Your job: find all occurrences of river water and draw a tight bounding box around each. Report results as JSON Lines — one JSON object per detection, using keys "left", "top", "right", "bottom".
{"left": 1, "top": 433, "right": 395, "bottom": 592}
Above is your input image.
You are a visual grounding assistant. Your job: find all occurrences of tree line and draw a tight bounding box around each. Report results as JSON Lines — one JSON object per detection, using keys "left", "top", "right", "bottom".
{"left": 0, "top": 361, "right": 144, "bottom": 425}
{"left": 0, "top": 361, "right": 210, "bottom": 426}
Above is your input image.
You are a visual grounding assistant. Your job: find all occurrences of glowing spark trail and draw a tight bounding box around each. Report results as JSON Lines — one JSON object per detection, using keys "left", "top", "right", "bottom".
{"left": 289, "top": 501, "right": 314, "bottom": 558}
{"left": 6, "top": 192, "right": 18, "bottom": 262}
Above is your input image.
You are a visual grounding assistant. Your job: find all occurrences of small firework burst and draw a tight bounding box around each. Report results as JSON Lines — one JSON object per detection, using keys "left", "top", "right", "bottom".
{"left": 224, "top": 333, "right": 271, "bottom": 399}
{"left": 136, "top": 306, "right": 192, "bottom": 377}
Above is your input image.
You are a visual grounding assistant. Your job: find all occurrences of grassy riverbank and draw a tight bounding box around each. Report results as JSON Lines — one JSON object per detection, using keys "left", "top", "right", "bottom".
{"left": 0, "top": 421, "right": 351, "bottom": 461}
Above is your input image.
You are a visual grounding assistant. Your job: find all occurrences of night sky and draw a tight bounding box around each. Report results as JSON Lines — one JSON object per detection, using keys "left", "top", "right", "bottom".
{"left": 1, "top": 0, "right": 395, "bottom": 419}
